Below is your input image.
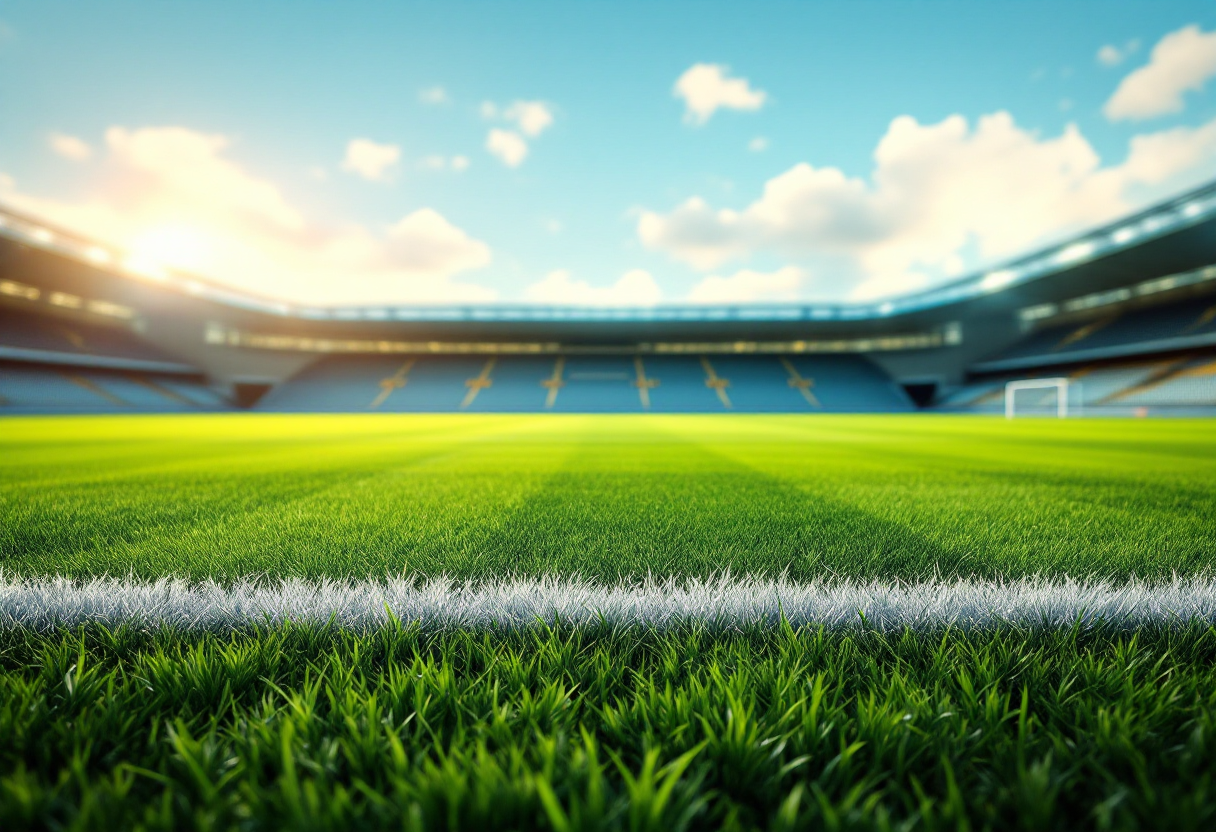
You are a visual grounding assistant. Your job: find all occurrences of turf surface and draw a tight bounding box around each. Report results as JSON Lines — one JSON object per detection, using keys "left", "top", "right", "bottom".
{"left": 3, "top": 414, "right": 1216, "bottom": 830}
{"left": 4, "top": 622, "right": 1216, "bottom": 831}
{"left": 2, "top": 414, "right": 1214, "bottom": 582}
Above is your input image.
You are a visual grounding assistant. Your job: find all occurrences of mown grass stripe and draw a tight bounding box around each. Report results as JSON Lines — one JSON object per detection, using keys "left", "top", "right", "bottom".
{"left": 4, "top": 575, "right": 1216, "bottom": 632}
{"left": 5, "top": 415, "right": 1215, "bottom": 583}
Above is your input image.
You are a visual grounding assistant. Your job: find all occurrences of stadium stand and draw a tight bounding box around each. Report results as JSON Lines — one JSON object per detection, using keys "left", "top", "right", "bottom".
{"left": 937, "top": 356, "right": 1216, "bottom": 415}
{"left": 4, "top": 180, "right": 1216, "bottom": 416}
{"left": 1107, "top": 356, "right": 1216, "bottom": 408}
{"left": 0, "top": 306, "right": 191, "bottom": 369}
{"left": 975, "top": 294, "right": 1216, "bottom": 370}
{"left": 936, "top": 287, "right": 1216, "bottom": 415}
{"left": 0, "top": 363, "right": 228, "bottom": 413}
{"left": 0, "top": 305, "right": 229, "bottom": 413}
{"left": 258, "top": 353, "right": 914, "bottom": 413}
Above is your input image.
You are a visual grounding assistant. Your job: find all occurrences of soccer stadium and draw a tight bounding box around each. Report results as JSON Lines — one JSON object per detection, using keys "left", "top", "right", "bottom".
{"left": 4, "top": 181, "right": 1216, "bottom": 418}
{"left": 3, "top": 3, "right": 1216, "bottom": 830}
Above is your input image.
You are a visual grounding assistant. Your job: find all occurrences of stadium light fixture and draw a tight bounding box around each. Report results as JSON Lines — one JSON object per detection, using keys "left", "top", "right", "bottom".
{"left": 980, "top": 269, "right": 1016, "bottom": 292}
{"left": 84, "top": 246, "right": 112, "bottom": 265}
{"left": 1054, "top": 241, "right": 1095, "bottom": 265}
{"left": 1182, "top": 200, "right": 1209, "bottom": 218}
{"left": 1140, "top": 215, "right": 1168, "bottom": 234}
{"left": 48, "top": 291, "right": 83, "bottom": 309}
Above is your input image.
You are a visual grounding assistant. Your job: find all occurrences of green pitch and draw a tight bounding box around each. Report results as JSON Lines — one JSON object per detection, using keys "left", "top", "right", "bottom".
{"left": 3, "top": 414, "right": 1216, "bottom": 831}
{"left": 2, "top": 414, "right": 1214, "bottom": 581}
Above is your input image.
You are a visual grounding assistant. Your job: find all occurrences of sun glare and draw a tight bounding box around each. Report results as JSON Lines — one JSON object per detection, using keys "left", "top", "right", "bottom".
{"left": 126, "top": 223, "right": 212, "bottom": 274}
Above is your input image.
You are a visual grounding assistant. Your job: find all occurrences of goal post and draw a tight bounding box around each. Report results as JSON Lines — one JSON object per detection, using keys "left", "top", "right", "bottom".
{"left": 1005, "top": 377, "right": 1070, "bottom": 419}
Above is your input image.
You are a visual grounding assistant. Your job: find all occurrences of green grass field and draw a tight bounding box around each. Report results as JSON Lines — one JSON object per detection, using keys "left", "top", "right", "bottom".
{"left": 3, "top": 414, "right": 1215, "bottom": 581}
{"left": 3, "top": 414, "right": 1216, "bottom": 831}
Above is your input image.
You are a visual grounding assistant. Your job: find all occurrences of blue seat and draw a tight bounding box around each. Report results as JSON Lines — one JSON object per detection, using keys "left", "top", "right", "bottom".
{"left": 256, "top": 353, "right": 914, "bottom": 413}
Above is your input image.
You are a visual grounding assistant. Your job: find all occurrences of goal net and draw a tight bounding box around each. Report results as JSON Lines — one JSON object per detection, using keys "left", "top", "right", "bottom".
{"left": 1005, "top": 377, "right": 1072, "bottom": 419}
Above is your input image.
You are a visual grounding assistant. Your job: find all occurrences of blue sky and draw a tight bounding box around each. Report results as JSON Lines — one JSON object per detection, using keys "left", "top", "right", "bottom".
{"left": 2, "top": 1, "right": 1216, "bottom": 306}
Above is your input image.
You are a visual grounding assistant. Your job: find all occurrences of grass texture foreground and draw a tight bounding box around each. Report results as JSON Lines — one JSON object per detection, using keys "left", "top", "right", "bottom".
{"left": 3, "top": 413, "right": 1216, "bottom": 831}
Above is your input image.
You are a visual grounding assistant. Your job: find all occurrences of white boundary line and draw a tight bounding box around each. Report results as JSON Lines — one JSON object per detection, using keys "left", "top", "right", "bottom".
{"left": 3, "top": 575, "right": 1216, "bottom": 632}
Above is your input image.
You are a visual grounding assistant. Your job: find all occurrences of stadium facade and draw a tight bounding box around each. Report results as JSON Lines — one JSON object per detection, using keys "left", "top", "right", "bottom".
{"left": 2, "top": 180, "right": 1216, "bottom": 415}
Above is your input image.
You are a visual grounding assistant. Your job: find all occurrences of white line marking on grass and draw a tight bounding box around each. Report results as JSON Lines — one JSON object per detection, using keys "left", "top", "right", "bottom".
{"left": 4, "top": 575, "right": 1216, "bottom": 632}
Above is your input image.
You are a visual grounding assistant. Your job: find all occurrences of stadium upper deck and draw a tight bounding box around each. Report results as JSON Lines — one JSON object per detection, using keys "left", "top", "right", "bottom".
{"left": 2, "top": 179, "right": 1216, "bottom": 412}
{"left": 4, "top": 180, "right": 1216, "bottom": 335}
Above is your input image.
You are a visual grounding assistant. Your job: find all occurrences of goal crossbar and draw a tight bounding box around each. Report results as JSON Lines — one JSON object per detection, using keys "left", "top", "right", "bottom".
{"left": 1005, "top": 377, "right": 1069, "bottom": 419}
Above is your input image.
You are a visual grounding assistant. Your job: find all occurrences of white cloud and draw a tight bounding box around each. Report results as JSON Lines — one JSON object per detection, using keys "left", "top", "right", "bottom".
{"left": 479, "top": 100, "right": 554, "bottom": 166}
{"left": 1118, "top": 117, "right": 1216, "bottom": 183}
{"left": 748, "top": 137, "right": 769, "bottom": 152}
{"left": 49, "top": 132, "right": 92, "bottom": 161}
{"left": 419, "top": 154, "right": 470, "bottom": 172}
{"left": 106, "top": 126, "right": 306, "bottom": 233}
{"left": 0, "top": 125, "right": 494, "bottom": 305}
{"left": 1097, "top": 45, "right": 1123, "bottom": 67}
{"left": 483, "top": 99, "right": 555, "bottom": 136}
{"left": 503, "top": 101, "right": 554, "bottom": 137}
{"left": 1105, "top": 25, "right": 1216, "bottom": 121}
{"left": 486, "top": 128, "right": 528, "bottom": 167}
{"left": 1098, "top": 40, "right": 1139, "bottom": 67}
{"left": 688, "top": 266, "right": 803, "bottom": 303}
{"left": 341, "top": 138, "right": 401, "bottom": 181}
{"left": 307, "top": 166, "right": 328, "bottom": 181}
{"left": 849, "top": 270, "right": 931, "bottom": 302}
{"left": 674, "top": 63, "right": 767, "bottom": 125}
{"left": 639, "top": 110, "right": 1216, "bottom": 298}
{"left": 382, "top": 209, "right": 491, "bottom": 276}
{"left": 526, "top": 269, "right": 662, "bottom": 306}
{"left": 419, "top": 86, "right": 448, "bottom": 105}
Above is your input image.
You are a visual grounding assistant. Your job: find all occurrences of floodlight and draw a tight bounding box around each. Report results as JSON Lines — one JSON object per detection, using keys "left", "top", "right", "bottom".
{"left": 1054, "top": 241, "right": 1095, "bottom": 265}
{"left": 980, "top": 269, "right": 1016, "bottom": 292}
{"left": 85, "top": 246, "right": 112, "bottom": 265}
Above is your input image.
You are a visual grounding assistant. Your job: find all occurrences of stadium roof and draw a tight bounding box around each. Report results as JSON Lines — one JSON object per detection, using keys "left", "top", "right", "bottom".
{"left": 2, "top": 179, "right": 1216, "bottom": 329}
